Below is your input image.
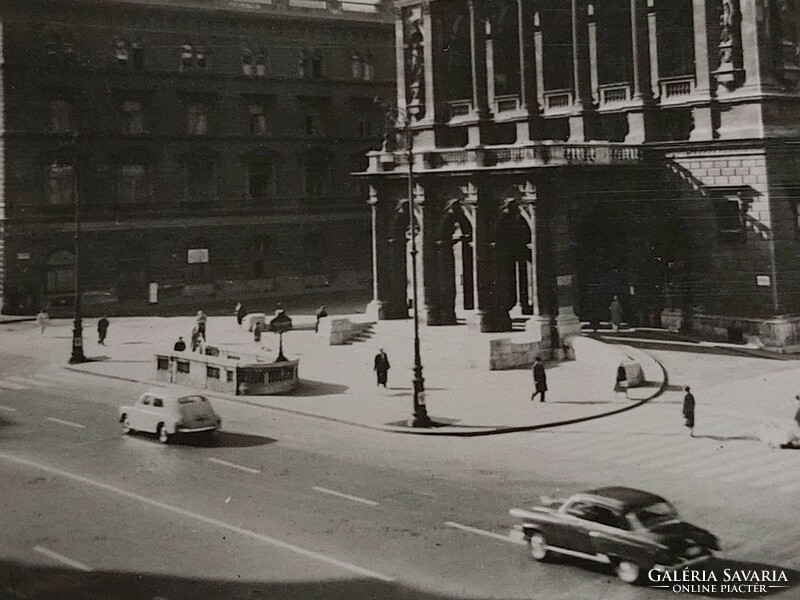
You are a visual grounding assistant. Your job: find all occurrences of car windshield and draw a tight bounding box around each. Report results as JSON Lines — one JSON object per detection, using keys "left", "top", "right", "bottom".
{"left": 631, "top": 501, "right": 679, "bottom": 528}
{"left": 178, "top": 395, "right": 207, "bottom": 405}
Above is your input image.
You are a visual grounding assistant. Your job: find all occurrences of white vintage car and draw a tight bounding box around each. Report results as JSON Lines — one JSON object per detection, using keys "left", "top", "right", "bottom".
{"left": 119, "top": 389, "right": 221, "bottom": 443}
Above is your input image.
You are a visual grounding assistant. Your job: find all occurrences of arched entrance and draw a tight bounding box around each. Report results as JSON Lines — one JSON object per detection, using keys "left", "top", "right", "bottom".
{"left": 576, "top": 204, "right": 631, "bottom": 327}
{"left": 432, "top": 200, "right": 474, "bottom": 323}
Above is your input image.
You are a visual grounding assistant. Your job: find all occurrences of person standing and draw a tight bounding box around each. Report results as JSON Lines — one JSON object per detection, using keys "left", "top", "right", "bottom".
{"left": 235, "top": 302, "right": 246, "bottom": 327}
{"left": 315, "top": 305, "right": 328, "bottom": 333}
{"left": 196, "top": 310, "right": 207, "bottom": 341}
{"left": 374, "top": 348, "right": 390, "bottom": 387}
{"left": 253, "top": 320, "right": 263, "bottom": 344}
{"left": 609, "top": 295, "right": 623, "bottom": 332}
{"left": 35, "top": 309, "right": 49, "bottom": 335}
{"left": 173, "top": 336, "right": 187, "bottom": 352}
{"left": 97, "top": 315, "right": 109, "bottom": 345}
{"left": 683, "top": 386, "right": 696, "bottom": 437}
{"left": 530, "top": 356, "right": 547, "bottom": 402}
{"left": 190, "top": 324, "right": 201, "bottom": 352}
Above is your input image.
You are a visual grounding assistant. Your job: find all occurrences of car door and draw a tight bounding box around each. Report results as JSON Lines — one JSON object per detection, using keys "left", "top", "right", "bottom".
{"left": 585, "top": 505, "right": 640, "bottom": 560}
{"left": 130, "top": 394, "right": 152, "bottom": 431}
{"left": 149, "top": 396, "right": 166, "bottom": 432}
{"left": 549, "top": 500, "right": 597, "bottom": 555}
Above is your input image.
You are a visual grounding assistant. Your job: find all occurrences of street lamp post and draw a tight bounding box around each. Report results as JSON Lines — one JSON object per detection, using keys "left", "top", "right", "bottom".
{"left": 68, "top": 133, "right": 86, "bottom": 364}
{"left": 403, "top": 112, "right": 432, "bottom": 428}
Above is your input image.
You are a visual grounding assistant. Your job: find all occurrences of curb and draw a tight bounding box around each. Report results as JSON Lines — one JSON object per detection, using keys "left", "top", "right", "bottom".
{"left": 0, "top": 317, "right": 37, "bottom": 324}
{"left": 63, "top": 349, "right": 668, "bottom": 437}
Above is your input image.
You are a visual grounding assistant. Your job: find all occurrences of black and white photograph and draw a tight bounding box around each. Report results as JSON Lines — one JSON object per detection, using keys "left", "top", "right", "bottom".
{"left": 1, "top": 0, "right": 800, "bottom": 598}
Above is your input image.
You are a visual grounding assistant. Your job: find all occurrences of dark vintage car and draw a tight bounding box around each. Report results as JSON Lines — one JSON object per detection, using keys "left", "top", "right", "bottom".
{"left": 509, "top": 486, "right": 719, "bottom": 584}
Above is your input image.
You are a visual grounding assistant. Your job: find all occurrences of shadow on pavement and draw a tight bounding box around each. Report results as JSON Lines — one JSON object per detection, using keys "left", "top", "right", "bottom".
{"left": 0, "top": 560, "right": 468, "bottom": 600}
{"left": 294, "top": 380, "right": 349, "bottom": 396}
{"left": 204, "top": 431, "right": 277, "bottom": 448}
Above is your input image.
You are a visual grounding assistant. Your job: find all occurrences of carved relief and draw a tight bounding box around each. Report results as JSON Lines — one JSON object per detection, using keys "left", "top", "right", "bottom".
{"left": 714, "top": 0, "right": 745, "bottom": 89}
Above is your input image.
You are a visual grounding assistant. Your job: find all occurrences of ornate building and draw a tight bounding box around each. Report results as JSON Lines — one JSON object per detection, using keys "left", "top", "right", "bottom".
{"left": 0, "top": 0, "right": 393, "bottom": 316}
{"left": 360, "top": 0, "right": 800, "bottom": 353}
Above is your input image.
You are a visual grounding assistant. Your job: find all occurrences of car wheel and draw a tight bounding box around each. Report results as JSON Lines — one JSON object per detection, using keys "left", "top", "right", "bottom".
{"left": 615, "top": 560, "right": 641, "bottom": 584}
{"left": 157, "top": 424, "right": 170, "bottom": 444}
{"left": 529, "top": 532, "right": 548, "bottom": 561}
{"left": 121, "top": 415, "right": 132, "bottom": 435}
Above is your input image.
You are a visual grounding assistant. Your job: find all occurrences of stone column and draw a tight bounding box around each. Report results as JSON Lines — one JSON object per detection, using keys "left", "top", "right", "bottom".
{"left": 384, "top": 199, "right": 410, "bottom": 320}
{"left": 569, "top": 0, "right": 593, "bottom": 142}
{"left": 517, "top": 0, "right": 538, "bottom": 142}
{"left": 395, "top": 8, "right": 407, "bottom": 117}
{"left": 551, "top": 197, "right": 581, "bottom": 350}
{"left": 366, "top": 186, "right": 384, "bottom": 320}
{"left": 625, "top": 0, "right": 654, "bottom": 143}
{"left": 518, "top": 181, "right": 552, "bottom": 348}
{"left": 588, "top": 2, "right": 599, "bottom": 105}
{"left": 647, "top": 0, "right": 659, "bottom": 98}
{"left": 690, "top": 0, "right": 714, "bottom": 140}
{"left": 422, "top": 2, "right": 436, "bottom": 123}
{"left": 467, "top": 0, "right": 490, "bottom": 146}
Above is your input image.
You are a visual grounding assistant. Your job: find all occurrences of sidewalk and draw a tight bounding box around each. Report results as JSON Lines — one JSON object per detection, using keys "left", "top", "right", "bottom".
{"left": 1, "top": 314, "right": 669, "bottom": 436}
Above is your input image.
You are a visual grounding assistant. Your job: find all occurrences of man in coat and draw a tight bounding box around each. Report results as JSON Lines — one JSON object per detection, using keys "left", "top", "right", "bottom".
{"left": 374, "top": 348, "right": 390, "bottom": 387}
{"left": 683, "top": 386, "right": 695, "bottom": 437}
{"left": 530, "top": 356, "right": 547, "bottom": 402}
{"left": 609, "top": 295, "right": 623, "bottom": 332}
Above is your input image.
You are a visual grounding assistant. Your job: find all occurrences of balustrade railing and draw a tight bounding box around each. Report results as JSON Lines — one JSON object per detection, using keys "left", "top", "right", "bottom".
{"left": 598, "top": 83, "right": 631, "bottom": 106}
{"left": 658, "top": 76, "right": 695, "bottom": 100}
{"left": 543, "top": 89, "right": 573, "bottom": 113}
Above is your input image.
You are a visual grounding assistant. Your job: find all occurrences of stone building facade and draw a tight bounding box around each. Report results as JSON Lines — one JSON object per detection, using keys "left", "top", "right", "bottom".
{"left": 0, "top": 0, "right": 393, "bottom": 316}
{"left": 360, "top": 0, "right": 800, "bottom": 353}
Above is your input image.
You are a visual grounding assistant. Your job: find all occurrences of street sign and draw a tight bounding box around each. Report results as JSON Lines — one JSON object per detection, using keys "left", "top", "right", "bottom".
{"left": 187, "top": 248, "right": 209, "bottom": 264}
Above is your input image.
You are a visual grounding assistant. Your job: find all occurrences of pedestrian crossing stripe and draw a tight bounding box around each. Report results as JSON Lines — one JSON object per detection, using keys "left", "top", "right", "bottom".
{"left": 2, "top": 376, "right": 46, "bottom": 387}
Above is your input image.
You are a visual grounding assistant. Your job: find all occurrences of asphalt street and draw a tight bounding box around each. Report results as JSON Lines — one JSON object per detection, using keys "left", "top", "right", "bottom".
{"left": 1, "top": 348, "right": 799, "bottom": 600}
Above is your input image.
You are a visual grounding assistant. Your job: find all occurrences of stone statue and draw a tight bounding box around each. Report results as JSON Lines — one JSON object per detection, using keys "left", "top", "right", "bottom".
{"left": 406, "top": 19, "right": 425, "bottom": 118}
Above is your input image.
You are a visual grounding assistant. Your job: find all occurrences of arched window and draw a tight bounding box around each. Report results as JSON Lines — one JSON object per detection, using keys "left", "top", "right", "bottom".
{"left": 116, "top": 160, "right": 152, "bottom": 203}
{"left": 242, "top": 47, "right": 253, "bottom": 76}
{"left": 351, "top": 51, "right": 363, "bottom": 79}
{"left": 303, "top": 151, "right": 332, "bottom": 202}
{"left": 46, "top": 250, "right": 75, "bottom": 293}
{"left": 250, "top": 235, "right": 271, "bottom": 278}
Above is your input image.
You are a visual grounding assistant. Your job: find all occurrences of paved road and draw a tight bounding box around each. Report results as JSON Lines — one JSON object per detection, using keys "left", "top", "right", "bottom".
{"left": 1, "top": 352, "right": 799, "bottom": 599}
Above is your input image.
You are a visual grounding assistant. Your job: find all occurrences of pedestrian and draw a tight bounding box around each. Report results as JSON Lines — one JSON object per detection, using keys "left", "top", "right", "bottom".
{"left": 315, "top": 305, "right": 328, "bottom": 333}
{"left": 609, "top": 295, "right": 623, "bottom": 333}
{"left": 190, "top": 324, "right": 201, "bottom": 352}
{"left": 253, "top": 320, "right": 263, "bottom": 343}
{"left": 97, "top": 315, "right": 109, "bottom": 345}
{"left": 235, "top": 302, "right": 246, "bottom": 326}
{"left": 374, "top": 348, "right": 390, "bottom": 387}
{"left": 683, "top": 386, "right": 696, "bottom": 437}
{"left": 35, "top": 309, "right": 49, "bottom": 335}
{"left": 173, "top": 336, "right": 186, "bottom": 352}
{"left": 530, "top": 356, "right": 547, "bottom": 402}
{"left": 614, "top": 362, "right": 628, "bottom": 398}
{"left": 196, "top": 310, "right": 207, "bottom": 340}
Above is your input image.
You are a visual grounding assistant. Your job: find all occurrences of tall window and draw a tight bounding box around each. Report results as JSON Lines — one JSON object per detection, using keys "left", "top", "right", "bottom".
{"left": 302, "top": 103, "right": 325, "bottom": 137}
{"left": 255, "top": 51, "right": 267, "bottom": 77}
{"left": 656, "top": 0, "right": 695, "bottom": 77}
{"left": 249, "top": 104, "right": 268, "bottom": 136}
{"left": 185, "top": 155, "right": 216, "bottom": 203}
{"left": 187, "top": 102, "right": 209, "bottom": 135}
{"left": 132, "top": 39, "right": 145, "bottom": 70}
{"left": 47, "top": 163, "right": 75, "bottom": 205}
{"left": 122, "top": 99, "right": 144, "bottom": 134}
{"left": 46, "top": 251, "right": 75, "bottom": 293}
{"left": 196, "top": 46, "right": 208, "bottom": 70}
{"left": 242, "top": 48, "right": 253, "bottom": 75}
{"left": 247, "top": 157, "right": 276, "bottom": 202}
{"left": 250, "top": 235, "right": 271, "bottom": 278}
{"left": 311, "top": 49, "right": 323, "bottom": 78}
{"left": 541, "top": 0, "right": 573, "bottom": 90}
{"left": 304, "top": 153, "right": 331, "bottom": 201}
{"left": 116, "top": 163, "right": 151, "bottom": 203}
{"left": 490, "top": 0, "right": 521, "bottom": 96}
{"left": 299, "top": 49, "right": 310, "bottom": 78}
{"left": 351, "top": 52, "right": 364, "bottom": 79}
{"left": 115, "top": 39, "right": 129, "bottom": 67}
{"left": 180, "top": 42, "right": 193, "bottom": 70}
{"left": 50, "top": 98, "right": 74, "bottom": 133}
{"left": 596, "top": 0, "right": 633, "bottom": 85}
{"left": 364, "top": 52, "right": 375, "bottom": 80}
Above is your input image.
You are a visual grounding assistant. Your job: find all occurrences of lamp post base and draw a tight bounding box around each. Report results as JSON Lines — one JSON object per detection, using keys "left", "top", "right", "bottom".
{"left": 69, "top": 318, "right": 87, "bottom": 364}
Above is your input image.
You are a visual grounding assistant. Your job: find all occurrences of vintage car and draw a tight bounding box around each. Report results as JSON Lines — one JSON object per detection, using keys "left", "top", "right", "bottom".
{"left": 509, "top": 486, "right": 719, "bottom": 584}
{"left": 119, "top": 389, "right": 221, "bottom": 443}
